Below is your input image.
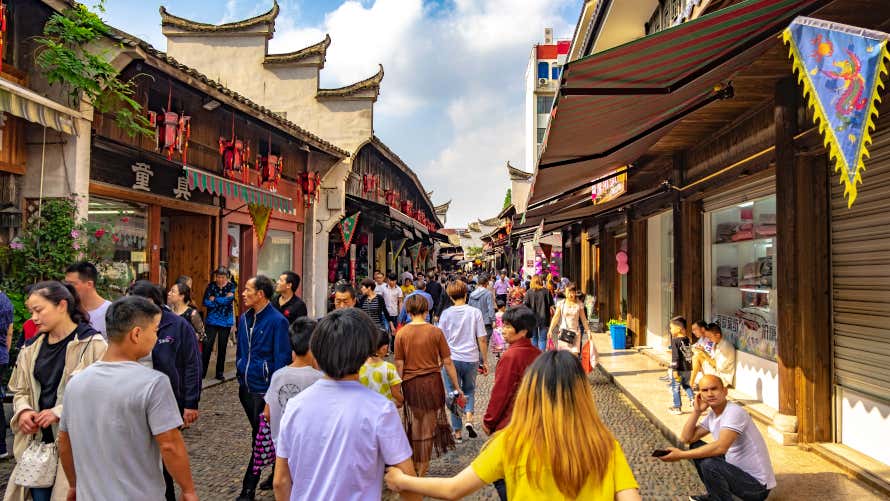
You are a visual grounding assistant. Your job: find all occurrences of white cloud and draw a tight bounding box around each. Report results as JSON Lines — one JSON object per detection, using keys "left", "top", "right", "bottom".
{"left": 266, "top": 0, "right": 577, "bottom": 226}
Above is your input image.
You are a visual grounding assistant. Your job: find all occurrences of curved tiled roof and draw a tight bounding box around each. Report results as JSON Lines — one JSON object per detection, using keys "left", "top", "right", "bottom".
{"left": 479, "top": 216, "right": 501, "bottom": 227}
{"left": 507, "top": 161, "right": 533, "bottom": 180}
{"left": 318, "top": 65, "right": 384, "bottom": 99}
{"left": 160, "top": 2, "right": 279, "bottom": 34}
{"left": 106, "top": 28, "right": 348, "bottom": 158}
{"left": 264, "top": 34, "right": 331, "bottom": 66}
{"left": 434, "top": 200, "right": 451, "bottom": 214}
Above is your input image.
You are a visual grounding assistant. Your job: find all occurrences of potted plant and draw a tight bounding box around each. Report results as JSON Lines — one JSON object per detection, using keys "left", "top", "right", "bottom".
{"left": 606, "top": 319, "right": 628, "bottom": 350}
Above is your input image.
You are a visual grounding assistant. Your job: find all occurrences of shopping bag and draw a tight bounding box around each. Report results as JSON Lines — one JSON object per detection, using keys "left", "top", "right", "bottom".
{"left": 251, "top": 414, "right": 275, "bottom": 475}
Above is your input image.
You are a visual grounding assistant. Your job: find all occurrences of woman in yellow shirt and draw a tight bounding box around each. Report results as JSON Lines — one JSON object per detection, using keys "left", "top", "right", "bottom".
{"left": 385, "top": 350, "right": 641, "bottom": 500}
{"left": 400, "top": 278, "right": 416, "bottom": 297}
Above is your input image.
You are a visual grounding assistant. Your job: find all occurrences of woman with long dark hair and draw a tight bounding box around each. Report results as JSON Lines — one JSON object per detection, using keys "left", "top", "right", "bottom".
{"left": 167, "top": 282, "right": 205, "bottom": 346}
{"left": 386, "top": 350, "right": 641, "bottom": 500}
{"left": 5, "top": 281, "right": 107, "bottom": 501}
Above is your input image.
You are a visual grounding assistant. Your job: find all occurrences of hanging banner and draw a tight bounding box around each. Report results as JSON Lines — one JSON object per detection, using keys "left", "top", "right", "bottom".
{"left": 339, "top": 212, "right": 360, "bottom": 254}
{"left": 591, "top": 167, "right": 627, "bottom": 205}
{"left": 783, "top": 17, "right": 890, "bottom": 206}
{"left": 418, "top": 245, "right": 429, "bottom": 266}
{"left": 391, "top": 238, "right": 407, "bottom": 270}
{"left": 532, "top": 218, "right": 545, "bottom": 246}
{"left": 408, "top": 243, "right": 422, "bottom": 268}
{"left": 540, "top": 243, "right": 553, "bottom": 261}
{"left": 247, "top": 204, "right": 272, "bottom": 247}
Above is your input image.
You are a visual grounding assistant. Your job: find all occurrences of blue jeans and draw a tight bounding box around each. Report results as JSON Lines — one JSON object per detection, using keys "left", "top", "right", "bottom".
{"left": 532, "top": 326, "right": 548, "bottom": 351}
{"left": 690, "top": 441, "right": 770, "bottom": 501}
{"left": 30, "top": 488, "right": 52, "bottom": 501}
{"left": 671, "top": 370, "right": 694, "bottom": 408}
{"left": 442, "top": 360, "right": 477, "bottom": 431}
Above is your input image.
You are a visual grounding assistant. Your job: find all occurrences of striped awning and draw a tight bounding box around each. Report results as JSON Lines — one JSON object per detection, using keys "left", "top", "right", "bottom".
{"left": 183, "top": 166, "right": 293, "bottom": 213}
{"left": 0, "top": 81, "right": 78, "bottom": 135}
{"left": 531, "top": 0, "right": 826, "bottom": 205}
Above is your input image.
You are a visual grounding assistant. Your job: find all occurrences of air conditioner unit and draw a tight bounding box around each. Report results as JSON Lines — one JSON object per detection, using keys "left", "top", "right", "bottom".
{"left": 537, "top": 78, "right": 549, "bottom": 87}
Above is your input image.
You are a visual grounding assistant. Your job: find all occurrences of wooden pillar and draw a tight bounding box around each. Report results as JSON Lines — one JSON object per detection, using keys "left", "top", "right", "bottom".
{"left": 793, "top": 153, "right": 831, "bottom": 443}
{"left": 581, "top": 229, "right": 592, "bottom": 295}
{"left": 627, "top": 217, "right": 647, "bottom": 347}
{"left": 598, "top": 224, "right": 617, "bottom": 323}
{"left": 775, "top": 77, "right": 800, "bottom": 423}
{"left": 675, "top": 200, "right": 703, "bottom": 323}
{"left": 148, "top": 204, "right": 161, "bottom": 283}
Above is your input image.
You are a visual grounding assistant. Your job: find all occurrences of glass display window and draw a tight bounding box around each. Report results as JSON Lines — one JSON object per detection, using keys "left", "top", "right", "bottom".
{"left": 705, "top": 194, "right": 777, "bottom": 361}
{"left": 87, "top": 197, "right": 148, "bottom": 297}
{"left": 258, "top": 229, "right": 293, "bottom": 279}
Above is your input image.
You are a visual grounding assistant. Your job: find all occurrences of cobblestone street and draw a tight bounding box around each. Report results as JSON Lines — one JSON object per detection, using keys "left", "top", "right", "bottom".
{"left": 0, "top": 353, "right": 703, "bottom": 500}
{"left": 181, "top": 353, "right": 702, "bottom": 500}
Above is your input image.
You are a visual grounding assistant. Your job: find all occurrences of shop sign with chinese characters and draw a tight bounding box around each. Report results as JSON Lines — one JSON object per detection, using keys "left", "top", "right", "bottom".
{"left": 591, "top": 168, "right": 627, "bottom": 205}
{"left": 90, "top": 144, "right": 214, "bottom": 206}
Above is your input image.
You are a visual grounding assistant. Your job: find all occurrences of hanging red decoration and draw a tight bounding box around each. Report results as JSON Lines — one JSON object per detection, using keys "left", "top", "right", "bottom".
{"left": 362, "top": 174, "right": 378, "bottom": 194}
{"left": 298, "top": 171, "right": 320, "bottom": 208}
{"left": 0, "top": 2, "right": 7, "bottom": 73}
{"left": 400, "top": 199, "right": 413, "bottom": 216}
{"left": 176, "top": 113, "right": 191, "bottom": 165}
{"left": 158, "top": 110, "right": 179, "bottom": 159}
{"left": 257, "top": 131, "right": 282, "bottom": 192}
{"left": 220, "top": 113, "right": 250, "bottom": 184}
{"left": 384, "top": 189, "right": 399, "bottom": 208}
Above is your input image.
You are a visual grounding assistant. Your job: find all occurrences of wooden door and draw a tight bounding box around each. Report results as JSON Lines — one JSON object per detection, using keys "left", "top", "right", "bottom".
{"left": 167, "top": 214, "right": 213, "bottom": 306}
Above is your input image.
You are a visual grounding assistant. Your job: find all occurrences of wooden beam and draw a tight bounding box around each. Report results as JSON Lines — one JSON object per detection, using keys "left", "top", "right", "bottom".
{"left": 775, "top": 76, "right": 799, "bottom": 419}
{"left": 677, "top": 200, "right": 703, "bottom": 323}
{"left": 90, "top": 182, "right": 220, "bottom": 216}
{"left": 148, "top": 204, "right": 161, "bottom": 284}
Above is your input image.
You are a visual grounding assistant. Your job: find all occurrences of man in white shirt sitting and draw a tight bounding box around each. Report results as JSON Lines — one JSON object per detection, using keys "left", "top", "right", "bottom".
{"left": 697, "top": 323, "right": 736, "bottom": 388}
{"left": 658, "top": 375, "right": 775, "bottom": 501}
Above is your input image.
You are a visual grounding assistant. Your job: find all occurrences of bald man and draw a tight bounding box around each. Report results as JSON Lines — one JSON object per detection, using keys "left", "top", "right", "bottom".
{"left": 657, "top": 375, "right": 775, "bottom": 501}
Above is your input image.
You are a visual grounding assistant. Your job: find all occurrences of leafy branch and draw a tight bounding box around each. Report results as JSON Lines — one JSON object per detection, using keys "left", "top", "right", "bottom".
{"left": 34, "top": 2, "right": 154, "bottom": 137}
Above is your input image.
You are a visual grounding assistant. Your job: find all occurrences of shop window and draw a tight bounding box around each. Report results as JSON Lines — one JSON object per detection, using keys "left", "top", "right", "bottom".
{"left": 706, "top": 195, "right": 777, "bottom": 361}
{"left": 257, "top": 229, "right": 293, "bottom": 279}
{"left": 87, "top": 197, "right": 148, "bottom": 298}
{"left": 537, "top": 62, "right": 549, "bottom": 79}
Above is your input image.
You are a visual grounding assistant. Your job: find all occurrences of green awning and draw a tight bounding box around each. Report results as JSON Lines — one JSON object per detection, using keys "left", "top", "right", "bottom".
{"left": 183, "top": 166, "right": 293, "bottom": 213}
{"left": 0, "top": 82, "right": 78, "bottom": 135}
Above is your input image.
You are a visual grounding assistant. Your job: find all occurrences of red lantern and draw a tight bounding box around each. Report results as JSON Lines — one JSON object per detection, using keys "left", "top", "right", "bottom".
{"left": 384, "top": 190, "right": 399, "bottom": 208}
{"left": 401, "top": 199, "right": 413, "bottom": 216}
{"left": 299, "top": 171, "right": 320, "bottom": 208}
{"left": 0, "top": 2, "right": 7, "bottom": 73}
{"left": 362, "top": 174, "right": 377, "bottom": 194}
{"left": 158, "top": 110, "right": 179, "bottom": 159}
{"left": 258, "top": 153, "right": 282, "bottom": 192}
{"left": 220, "top": 137, "right": 249, "bottom": 184}
{"left": 176, "top": 114, "right": 191, "bottom": 165}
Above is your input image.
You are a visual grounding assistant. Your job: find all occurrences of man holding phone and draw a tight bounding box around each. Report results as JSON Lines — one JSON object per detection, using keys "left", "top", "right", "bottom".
{"left": 655, "top": 375, "right": 775, "bottom": 501}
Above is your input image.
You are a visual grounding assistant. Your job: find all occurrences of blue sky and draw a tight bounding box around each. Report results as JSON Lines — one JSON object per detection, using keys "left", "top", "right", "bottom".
{"left": 101, "top": 0, "right": 581, "bottom": 227}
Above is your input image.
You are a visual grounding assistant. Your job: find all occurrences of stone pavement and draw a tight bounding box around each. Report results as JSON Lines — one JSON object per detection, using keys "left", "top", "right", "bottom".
{"left": 591, "top": 333, "right": 886, "bottom": 500}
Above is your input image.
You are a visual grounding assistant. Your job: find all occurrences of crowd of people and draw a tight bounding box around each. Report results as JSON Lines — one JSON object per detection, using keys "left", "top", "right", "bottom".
{"left": 0, "top": 263, "right": 775, "bottom": 501}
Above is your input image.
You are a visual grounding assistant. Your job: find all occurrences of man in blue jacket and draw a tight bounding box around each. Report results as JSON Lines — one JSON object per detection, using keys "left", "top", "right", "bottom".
{"left": 202, "top": 267, "right": 236, "bottom": 380}
{"left": 235, "top": 275, "right": 290, "bottom": 501}
{"left": 127, "top": 281, "right": 202, "bottom": 501}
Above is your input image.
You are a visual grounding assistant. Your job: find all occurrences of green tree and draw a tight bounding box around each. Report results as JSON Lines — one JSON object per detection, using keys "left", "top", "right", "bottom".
{"left": 502, "top": 188, "right": 512, "bottom": 209}
{"left": 34, "top": 1, "right": 153, "bottom": 137}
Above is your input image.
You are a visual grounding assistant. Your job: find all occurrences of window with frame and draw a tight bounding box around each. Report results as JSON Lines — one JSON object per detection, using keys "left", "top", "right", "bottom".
{"left": 536, "top": 95, "right": 554, "bottom": 115}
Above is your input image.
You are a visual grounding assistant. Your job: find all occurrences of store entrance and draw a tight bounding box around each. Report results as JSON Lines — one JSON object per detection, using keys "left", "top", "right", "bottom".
{"left": 161, "top": 209, "right": 213, "bottom": 299}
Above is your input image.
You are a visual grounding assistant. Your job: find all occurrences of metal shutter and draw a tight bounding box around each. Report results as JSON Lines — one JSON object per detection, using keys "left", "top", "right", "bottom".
{"left": 830, "top": 125, "right": 890, "bottom": 403}
{"left": 702, "top": 175, "right": 775, "bottom": 212}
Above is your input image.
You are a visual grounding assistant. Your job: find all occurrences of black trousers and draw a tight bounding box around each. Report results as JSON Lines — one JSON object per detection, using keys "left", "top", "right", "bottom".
{"left": 202, "top": 325, "right": 230, "bottom": 378}
{"left": 690, "top": 441, "right": 770, "bottom": 501}
{"left": 239, "top": 385, "right": 267, "bottom": 492}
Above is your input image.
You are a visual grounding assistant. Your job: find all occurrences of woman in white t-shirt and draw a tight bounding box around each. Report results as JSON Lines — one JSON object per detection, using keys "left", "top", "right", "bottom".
{"left": 547, "top": 283, "right": 590, "bottom": 354}
{"left": 437, "top": 280, "right": 489, "bottom": 442}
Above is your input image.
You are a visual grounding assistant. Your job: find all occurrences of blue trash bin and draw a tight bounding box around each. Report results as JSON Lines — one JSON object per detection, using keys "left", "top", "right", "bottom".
{"left": 609, "top": 325, "right": 627, "bottom": 350}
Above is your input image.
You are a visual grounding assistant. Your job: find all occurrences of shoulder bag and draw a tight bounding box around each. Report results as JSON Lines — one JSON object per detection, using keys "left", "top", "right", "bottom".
{"left": 12, "top": 437, "right": 58, "bottom": 488}
{"left": 557, "top": 303, "right": 578, "bottom": 346}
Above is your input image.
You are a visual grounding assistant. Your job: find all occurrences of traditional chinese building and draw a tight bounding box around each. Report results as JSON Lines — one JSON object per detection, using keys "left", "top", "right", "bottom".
{"left": 86, "top": 26, "right": 346, "bottom": 299}
{"left": 159, "top": 2, "right": 445, "bottom": 314}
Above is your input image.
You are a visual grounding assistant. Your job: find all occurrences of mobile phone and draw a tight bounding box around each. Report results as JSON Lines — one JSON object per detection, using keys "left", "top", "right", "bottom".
{"left": 651, "top": 449, "right": 670, "bottom": 457}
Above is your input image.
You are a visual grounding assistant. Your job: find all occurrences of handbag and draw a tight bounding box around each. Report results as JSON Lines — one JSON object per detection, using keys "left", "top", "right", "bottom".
{"left": 251, "top": 415, "right": 275, "bottom": 475}
{"left": 557, "top": 304, "right": 578, "bottom": 345}
{"left": 12, "top": 438, "right": 58, "bottom": 488}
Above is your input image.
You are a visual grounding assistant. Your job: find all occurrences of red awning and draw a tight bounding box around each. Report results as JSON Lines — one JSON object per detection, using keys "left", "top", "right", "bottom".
{"left": 530, "top": 0, "right": 826, "bottom": 205}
